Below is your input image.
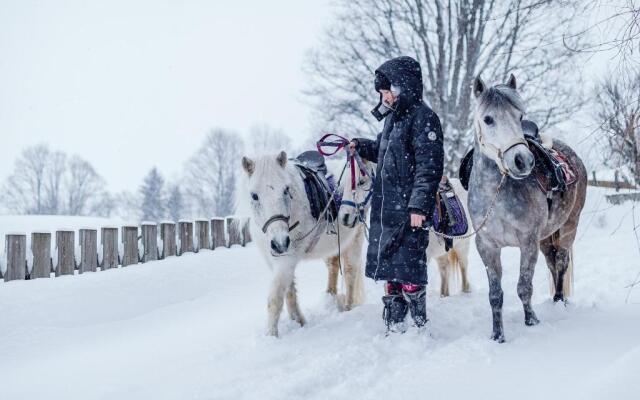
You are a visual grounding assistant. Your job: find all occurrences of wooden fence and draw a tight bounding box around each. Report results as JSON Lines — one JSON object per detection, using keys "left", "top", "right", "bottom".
{"left": 1, "top": 217, "right": 251, "bottom": 282}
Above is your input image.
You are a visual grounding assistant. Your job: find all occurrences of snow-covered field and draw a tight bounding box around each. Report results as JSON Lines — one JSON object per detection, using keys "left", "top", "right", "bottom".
{"left": 1, "top": 188, "right": 639, "bottom": 400}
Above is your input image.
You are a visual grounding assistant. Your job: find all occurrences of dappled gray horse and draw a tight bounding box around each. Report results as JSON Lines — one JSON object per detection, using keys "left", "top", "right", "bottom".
{"left": 469, "top": 75, "right": 587, "bottom": 342}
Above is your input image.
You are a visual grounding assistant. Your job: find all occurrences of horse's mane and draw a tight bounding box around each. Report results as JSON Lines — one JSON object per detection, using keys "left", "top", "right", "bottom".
{"left": 478, "top": 84, "right": 526, "bottom": 114}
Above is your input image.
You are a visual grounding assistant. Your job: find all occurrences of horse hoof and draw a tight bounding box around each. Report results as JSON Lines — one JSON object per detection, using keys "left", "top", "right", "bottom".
{"left": 266, "top": 327, "right": 279, "bottom": 338}
{"left": 525, "top": 316, "right": 540, "bottom": 326}
{"left": 491, "top": 332, "right": 505, "bottom": 343}
{"left": 553, "top": 293, "right": 564, "bottom": 302}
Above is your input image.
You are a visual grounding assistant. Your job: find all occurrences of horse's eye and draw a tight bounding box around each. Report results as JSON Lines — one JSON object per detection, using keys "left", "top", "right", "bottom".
{"left": 520, "top": 114, "right": 523, "bottom": 121}
{"left": 484, "top": 116, "right": 494, "bottom": 125}
{"left": 283, "top": 187, "right": 290, "bottom": 197}
{"left": 358, "top": 179, "right": 366, "bottom": 186}
{"left": 251, "top": 193, "right": 259, "bottom": 201}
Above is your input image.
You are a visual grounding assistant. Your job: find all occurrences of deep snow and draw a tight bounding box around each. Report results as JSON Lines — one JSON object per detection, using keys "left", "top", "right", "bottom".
{"left": 0, "top": 188, "right": 639, "bottom": 400}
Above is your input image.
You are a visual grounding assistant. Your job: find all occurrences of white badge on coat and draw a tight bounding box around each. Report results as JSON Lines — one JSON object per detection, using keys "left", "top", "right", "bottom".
{"left": 427, "top": 130, "right": 437, "bottom": 141}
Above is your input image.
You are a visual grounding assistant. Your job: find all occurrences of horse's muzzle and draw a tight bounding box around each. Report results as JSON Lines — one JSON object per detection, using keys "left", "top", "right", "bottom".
{"left": 270, "top": 236, "right": 290, "bottom": 255}
{"left": 506, "top": 146, "right": 535, "bottom": 179}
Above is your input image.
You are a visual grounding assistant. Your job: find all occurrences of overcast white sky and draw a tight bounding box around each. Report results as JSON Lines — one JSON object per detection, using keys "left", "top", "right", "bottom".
{"left": 0, "top": 0, "right": 331, "bottom": 192}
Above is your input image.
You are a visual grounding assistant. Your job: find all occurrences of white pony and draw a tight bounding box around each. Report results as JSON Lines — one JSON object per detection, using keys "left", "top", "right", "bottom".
{"left": 425, "top": 178, "right": 472, "bottom": 297}
{"left": 240, "top": 151, "right": 374, "bottom": 337}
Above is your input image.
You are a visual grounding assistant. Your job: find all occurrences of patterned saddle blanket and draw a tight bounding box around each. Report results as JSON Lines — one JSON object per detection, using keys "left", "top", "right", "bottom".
{"left": 432, "top": 178, "right": 468, "bottom": 240}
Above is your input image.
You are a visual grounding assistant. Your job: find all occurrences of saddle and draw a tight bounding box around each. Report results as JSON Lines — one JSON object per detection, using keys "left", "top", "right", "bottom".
{"left": 292, "top": 151, "right": 340, "bottom": 223}
{"left": 459, "top": 120, "right": 577, "bottom": 210}
{"left": 432, "top": 177, "right": 468, "bottom": 251}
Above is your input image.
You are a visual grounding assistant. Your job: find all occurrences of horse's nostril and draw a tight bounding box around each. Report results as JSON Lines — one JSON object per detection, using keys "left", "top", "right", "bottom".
{"left": 515, "top": 153, "right": 525, "bottom": 171}
{"left": 270, "top": 239, "right": 282, "bottom": 254}
{"left": 283, "top": 237, "right": 290, "bottom": 250}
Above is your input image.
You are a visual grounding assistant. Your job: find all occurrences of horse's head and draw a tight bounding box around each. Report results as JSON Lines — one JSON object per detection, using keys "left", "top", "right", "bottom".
{"left": 338, "top": 158, "right": 375, "bottom": 228}
{"left": 241, "top": 151, "right": 294, "bottom": 256}
{"left": 473, "top": 74, "right": 535, "bottom": 179}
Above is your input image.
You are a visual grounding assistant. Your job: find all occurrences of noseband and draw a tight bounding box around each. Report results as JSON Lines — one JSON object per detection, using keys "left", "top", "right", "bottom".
{"left": 476, "top": 123, "right": 528, "bottom": 175}
{"left": 261, "top": 214, "right": 300, "bottom": 233}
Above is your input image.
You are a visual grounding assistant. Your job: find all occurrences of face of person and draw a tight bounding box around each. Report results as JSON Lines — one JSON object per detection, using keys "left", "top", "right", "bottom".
{"left": 379, "top": 89, "right": 397, "bottom": 107}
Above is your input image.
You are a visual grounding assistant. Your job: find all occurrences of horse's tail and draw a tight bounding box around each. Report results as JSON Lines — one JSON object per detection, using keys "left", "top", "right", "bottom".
{"left": 564, "top": 247, "right": 574, "bottom": 297}
{"left": 447, "top": 249, "right": 461, "bottom": 291}
{"left": 547, "top": 246, "right": 574, "bottom": 298}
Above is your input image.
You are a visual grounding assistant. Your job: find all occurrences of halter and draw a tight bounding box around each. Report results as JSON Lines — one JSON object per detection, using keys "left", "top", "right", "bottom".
{"left": 261, "top": 214, "right": 300, "bottom": 234}
{"left": 476, "top": 121, "right": 529, "bottom": 175}
{"left": 317, "top": 133, "right": 374, "bottom": 234}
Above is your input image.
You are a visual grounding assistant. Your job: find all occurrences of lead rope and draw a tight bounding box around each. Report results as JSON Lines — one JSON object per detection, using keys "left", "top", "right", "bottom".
{"left": 427, "top": 172, "right": 507, "bottom": 240}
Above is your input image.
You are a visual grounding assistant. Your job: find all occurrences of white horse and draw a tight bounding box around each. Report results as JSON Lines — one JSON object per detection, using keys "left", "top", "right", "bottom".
{"left": 425, "top": 178, "right": 472, "bottom": 297}
{"left": 240, "top": 151, "right": 374, "bottom": 337}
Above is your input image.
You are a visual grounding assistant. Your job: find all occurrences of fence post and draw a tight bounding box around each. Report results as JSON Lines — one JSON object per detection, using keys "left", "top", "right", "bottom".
{"left": 241, "top": 218, "right": 252, "bottom": 246}
{"left": 591, "top": 170, "right": 597, "bottom": 185}
{"left": 79, "top": 229, "right": 98, "bottom": 273}
{"left": 211, "top": 218, "right": 226, "bottom": 249}
{"left": 31, "top": 232, "right": 51, "bottom": 279}
{"left": 141, "top": 223, "right": 158, "bottom": 262}
{"left": 101, "top": 227, "right": 119, "bottom": 270}
{"left": 55, "top": 230, "right": 75, "bottom": 276}
{"left": 226, "top": 217, "right": 242, "bottom": 247}
{"left": 195, "top": 219, "right": 210, "bottom": 252}
{"left": 121, "top": 226, "right": 139, "bottom": 267}
{"left": 5, "top": 234, "right": 26, "bottom": 281}
{"left": 160, "top": 222, "right": 176, "bottom": 259}
{"left": 178, "top": 221, "right": 193, "bottom": 255}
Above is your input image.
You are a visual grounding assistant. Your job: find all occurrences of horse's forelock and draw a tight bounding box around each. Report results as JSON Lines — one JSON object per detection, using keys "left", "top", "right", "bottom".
{"left": 478, "top": 85, "right": 526, "bottom": 115}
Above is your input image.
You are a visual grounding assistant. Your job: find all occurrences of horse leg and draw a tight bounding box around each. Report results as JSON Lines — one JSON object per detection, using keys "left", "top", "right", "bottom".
{"left": 539, "top": 235, "right": 558, "bottom": 297}
{"left": 267, "top": 262, "right": 295, "bottom": 337}
{"left": 285, "top": 280, "right": 306, "bottom": 327}
{"left": 517, "top": 237, "right": 540, "bottom": 326}
{"left": 436, "top": 254, "right": 450, "bottom": 297}
{"left": 325, "top": 255, "right": 340, "bottom": 296}
{"left": 342, "top": 229, "right": 364, "bottom": 310}
{"left": 455, "top": 243, "right": 472, "bottom": 293}
{"left": 541, "top": 229, "right": 575, "bottom": 302}
{"left": 476, "top": 235, "right": 504, "bottom": 342}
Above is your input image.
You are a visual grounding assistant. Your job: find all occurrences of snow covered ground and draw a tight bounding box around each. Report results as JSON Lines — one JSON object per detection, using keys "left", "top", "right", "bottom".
{"left": 1, "top": 188, "right": 639, "bottom": 400}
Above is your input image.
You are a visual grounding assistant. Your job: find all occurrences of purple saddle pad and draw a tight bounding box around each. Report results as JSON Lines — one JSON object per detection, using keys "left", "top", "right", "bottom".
{"left": 432, "top": 188, "right": 468, "bottom": 237}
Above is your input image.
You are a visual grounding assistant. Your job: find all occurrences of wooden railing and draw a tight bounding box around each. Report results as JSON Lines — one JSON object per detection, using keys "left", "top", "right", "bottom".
{"left": 1, "top": 217, "right": 251, "bottom": 282}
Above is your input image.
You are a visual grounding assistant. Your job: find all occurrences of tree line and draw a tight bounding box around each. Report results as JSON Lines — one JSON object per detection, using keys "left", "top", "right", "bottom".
{"left": 0, "top": 125, "right": 292, "bottom": 220}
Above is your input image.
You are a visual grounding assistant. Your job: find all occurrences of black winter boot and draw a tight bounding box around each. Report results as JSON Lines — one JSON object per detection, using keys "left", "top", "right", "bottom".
{"left": 382, "top": 294, "right": 408, "bottom": 333}
{"left": 403, "top": 287, "right": 427, "bottom": 328}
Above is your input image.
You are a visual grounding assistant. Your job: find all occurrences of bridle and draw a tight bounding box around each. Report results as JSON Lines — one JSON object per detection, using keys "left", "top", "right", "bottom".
{"left": 317, "top": 133, "right": 374, "bottom": 233}
{"left": 261, "top": 214, "right": 300, "bottom": 234}
{"left": 475, "top": 119, "right": 529, "bottom": 175}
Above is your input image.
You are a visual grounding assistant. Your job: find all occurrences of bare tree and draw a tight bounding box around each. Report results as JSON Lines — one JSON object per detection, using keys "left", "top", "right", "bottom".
{"left": 0, "top": 144, "right": 106, "bottom": 216}
{"left": 0, "top": 145, "right": 50, "bottom": 214}
{"left": 305, "top": 0, "right": 586, "bottom": 174}
{"left": 66, "top": 156, "right": 105, "bottom": 215}
{"left": 248, "top": 124, "right": 292, "bottom": 155}
{"left": 564, "top": 0, "right": 640, "bottom": 69}
{"left": 594, "top": 70, "right": 640, "bottom": 183}
{"left": 184, "top": 129, "right": 244, "bottom": 217}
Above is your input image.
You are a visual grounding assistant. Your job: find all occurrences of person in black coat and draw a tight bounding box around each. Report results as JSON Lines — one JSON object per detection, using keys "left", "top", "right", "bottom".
{"left": 349, "top": 56, "right": 444, "bottom": 332}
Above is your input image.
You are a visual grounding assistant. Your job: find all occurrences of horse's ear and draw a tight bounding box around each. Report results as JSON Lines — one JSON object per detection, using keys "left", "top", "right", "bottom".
{"left": 276, "top": 151, "right": 287, "bottom": 168}
{"left": 507, "top": 74, "right": 517, "bottom": 90}
{"left": 473, "top": 76, "right": 486, "bottom": 98}
{"left": 242, "top": 156, "right": 255, "bottom": 176}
